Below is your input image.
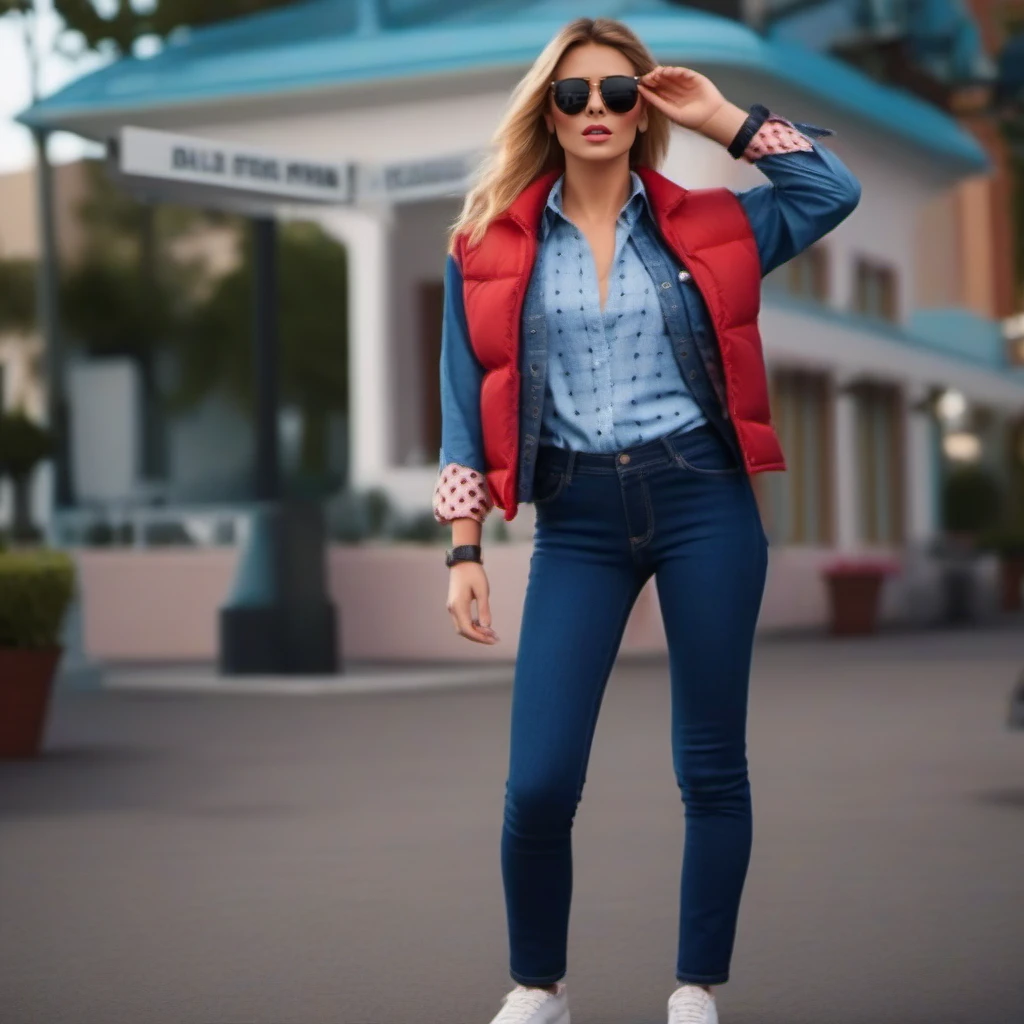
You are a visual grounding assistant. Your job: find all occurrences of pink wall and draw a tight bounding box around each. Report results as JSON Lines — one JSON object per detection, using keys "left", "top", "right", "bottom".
{"left": 73, "top": 543, "right": 867, "bottom": 664}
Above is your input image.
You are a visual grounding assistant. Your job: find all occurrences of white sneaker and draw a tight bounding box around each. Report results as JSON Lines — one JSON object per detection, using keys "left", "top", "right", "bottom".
{"left": 487, "top": 981, "right": 569, "bottom": 1024}
{"left": 667, "top": 983, "right": 718, "bottom": 1024}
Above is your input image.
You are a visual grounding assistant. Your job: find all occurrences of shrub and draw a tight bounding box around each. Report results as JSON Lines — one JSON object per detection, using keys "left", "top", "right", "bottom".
{"left": 977, "top": 525, "right": 1024, "bottom": 558}
{"left": 325, "top": 484, "right": 510, "bottom": 545}
{"left": 392, "top": 510, "right": 449, "bottom": 544}
{"left": 942, "top": 465, "right": 1002, "bottom": 534}
{"left": 0, "top": 550, "right": 76, "bottom": 649}
{"left": 0, "top": 409, "right": 56, "bottom": 481}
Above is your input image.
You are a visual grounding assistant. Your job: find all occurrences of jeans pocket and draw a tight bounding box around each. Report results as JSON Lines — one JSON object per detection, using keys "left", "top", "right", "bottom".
{"left": 532, "top": 467, "right": 568, "bottom": 504}
{"left": 671, "top": 429, "right": 741, "bottom": 476}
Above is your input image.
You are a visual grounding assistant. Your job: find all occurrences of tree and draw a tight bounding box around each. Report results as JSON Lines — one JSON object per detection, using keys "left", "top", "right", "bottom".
{"left": 1, "top": 2, "right": 39, "bottom": 98}
{"left": 169, "top": 221, "right": 349, "bottom": 481}
{"left": 54, "top": 0, "right": 304, "bottom": 58}
{"left": 49, "top": 0, "right": 305, "bottom": 482}
{"left": 0, "top": 408, "right": 56, "bottom": 543}
{"left": 60, "top": 159, "right": 205, "bottom": 355}
{"left": 0, "top": 260, "right": 37, "bottom": 335}
{"left": 0, "top": 0, "right": 68, "bottom": 506}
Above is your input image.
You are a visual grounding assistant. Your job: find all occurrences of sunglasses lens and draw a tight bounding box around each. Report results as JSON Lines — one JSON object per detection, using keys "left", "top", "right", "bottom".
{"left": 553, "top": 78, "right": 589, "bottom": 115}
{"left": 600, "top": 76, "right": 639, "bottom": 113}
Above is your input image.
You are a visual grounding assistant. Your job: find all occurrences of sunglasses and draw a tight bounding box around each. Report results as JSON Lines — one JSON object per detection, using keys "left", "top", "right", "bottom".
{"left": 550, "top": 75, "right": 640, "bottom": 116}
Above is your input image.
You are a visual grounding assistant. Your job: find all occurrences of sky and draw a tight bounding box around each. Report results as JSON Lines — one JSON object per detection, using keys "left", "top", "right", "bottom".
{"left": 0, "top": 1, "right": 109, "bottom": 174}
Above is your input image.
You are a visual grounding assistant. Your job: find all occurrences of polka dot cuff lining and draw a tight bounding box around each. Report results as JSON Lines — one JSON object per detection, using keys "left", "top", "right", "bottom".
{"left": 743, "top": 117, "right": 814, "bottom": 161}
{"left": 433, "top": 462, "right": 494, "bottom": 524}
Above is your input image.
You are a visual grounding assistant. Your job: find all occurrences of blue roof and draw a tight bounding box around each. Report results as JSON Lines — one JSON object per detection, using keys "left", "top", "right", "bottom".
{"left": 765, "top": 0, "right": 994, "bottom": 83}
{"left": 909, "top": 307, "right": 1013, "bottom": 370}
{"left": 17, "top": 0, "right": 987, "bottom": 171}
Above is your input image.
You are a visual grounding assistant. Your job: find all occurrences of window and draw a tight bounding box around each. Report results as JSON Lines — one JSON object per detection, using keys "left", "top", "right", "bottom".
{"left": 765, "top": 244, "right": 830, "bottom": 303}
{"left": 762, "top": 369, "right": 833, "bottom": 545}
{"left": 853, "top": 257, "right": 898, "bottom": 321}
{"left": 787, "top": 244, "right": 830, "bottom": 302}
{"left": 852, "top": 382, "right": 904, "bottom": 545}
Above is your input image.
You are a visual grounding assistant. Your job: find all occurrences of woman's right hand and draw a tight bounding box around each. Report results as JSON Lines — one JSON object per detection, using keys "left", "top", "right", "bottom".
{"left": 447, "top": 562, "right": 499, "bottom": 644}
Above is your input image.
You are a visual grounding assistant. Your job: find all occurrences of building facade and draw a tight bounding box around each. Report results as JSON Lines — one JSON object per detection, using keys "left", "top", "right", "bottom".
{"left": 16, "top": 0, "right": 1024, "bottom": 644}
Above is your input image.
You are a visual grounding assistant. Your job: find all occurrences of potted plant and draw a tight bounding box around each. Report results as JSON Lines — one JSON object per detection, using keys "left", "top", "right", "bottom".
{"left": 0, "top": 408, "right": 56, "bottom": 545}
{"left": 977, "top": 527, "right": 1024, "bottom": 611}
{"left": 0, "top": 549, "right": 76, "bottom": 758}
{"left": 821, "top": 556, "right": 902, "bottom": 636}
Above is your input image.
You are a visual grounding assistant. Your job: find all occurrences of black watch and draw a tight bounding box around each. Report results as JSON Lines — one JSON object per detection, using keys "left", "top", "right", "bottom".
{"left": 445, "top": 544, "right": 482, "bottom": 568}
{"left": 727, "top": 103, "right": 770, "bottom": 159}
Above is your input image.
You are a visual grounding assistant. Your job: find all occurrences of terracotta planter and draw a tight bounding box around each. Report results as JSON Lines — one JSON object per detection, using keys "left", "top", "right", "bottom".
{"left": 999, "top": 556, "right": 1024, "bottom": 612}
{"left": 0, "top": 647, "right": 62, "bottom": 759}
{"left": 824, "top": 572, "right": 885, "bottom": 636}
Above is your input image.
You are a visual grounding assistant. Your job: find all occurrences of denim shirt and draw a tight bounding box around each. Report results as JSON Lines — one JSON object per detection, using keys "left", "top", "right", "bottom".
{"left": 531, "top": 170, "right": 707, "bottom": 454}
{"left": 437, "top": 125, "right": 861, "bottom": 516}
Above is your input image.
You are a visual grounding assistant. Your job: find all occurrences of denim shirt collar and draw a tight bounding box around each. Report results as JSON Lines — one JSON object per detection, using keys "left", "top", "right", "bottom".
{"left": 539, "top": 169, "right": 653, "bottom": 242}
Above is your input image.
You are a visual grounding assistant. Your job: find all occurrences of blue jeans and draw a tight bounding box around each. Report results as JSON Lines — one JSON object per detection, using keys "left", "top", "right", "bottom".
{"left": 503, "top": 422, "right": 769, "bottom": 986}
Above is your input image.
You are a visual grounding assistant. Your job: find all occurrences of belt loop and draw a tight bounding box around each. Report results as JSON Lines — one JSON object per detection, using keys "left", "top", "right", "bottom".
{"left": 658, "top": 432, "right": 676, "bottom": 461}
{"left": 565, "top": 449, "right": 576, "bottom": 483}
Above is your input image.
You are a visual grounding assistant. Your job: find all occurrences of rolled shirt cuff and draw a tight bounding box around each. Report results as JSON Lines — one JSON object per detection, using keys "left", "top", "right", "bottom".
{"left": 433, "top": 462, "right": 494, "bottom": 524}
{"left": 743, "top": 116, "right": 816, "bottom": 160}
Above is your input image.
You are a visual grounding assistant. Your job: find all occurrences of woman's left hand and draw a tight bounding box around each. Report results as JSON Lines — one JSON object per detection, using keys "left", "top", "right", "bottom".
{"left": 637, "top": 66, "right": 728, "bottom": 132}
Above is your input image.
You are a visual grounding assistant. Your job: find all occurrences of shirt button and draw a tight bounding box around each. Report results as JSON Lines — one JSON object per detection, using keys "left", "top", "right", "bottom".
{"left": 661, "top": 281, "right": 671, "bottom": 289}
{"left": 681, "top": 349, "right": 689, "bottom": 358}
{"left": 531, "top": 407, "right": 540, "bottom": 416}
{"left": 618, "top": 453, "right": 630, "bottom": 464}
{"left": 689, "top": 370, "right": 697, "bottom": 380}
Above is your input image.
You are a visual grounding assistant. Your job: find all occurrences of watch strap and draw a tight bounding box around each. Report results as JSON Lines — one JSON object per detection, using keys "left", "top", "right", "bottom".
{"left": 727, "top": 103, "right": 771, "bottom": 159}
{"left": 446, "top": 544, "right": 482, "bottom": 567}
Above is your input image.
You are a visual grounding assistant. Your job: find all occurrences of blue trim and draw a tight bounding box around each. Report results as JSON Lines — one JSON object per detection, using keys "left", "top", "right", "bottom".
{"left": 906, "top": 307, "right": 1009, "bottom": 368}
{"left": 15, "top": 0, "right": 986, "bottom": 171}
{"left": 763, "top": 290, "right": 1024, "bottom": 376}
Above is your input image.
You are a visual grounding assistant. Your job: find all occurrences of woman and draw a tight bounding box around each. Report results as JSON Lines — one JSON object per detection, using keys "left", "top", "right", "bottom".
{"left": 433, "top": 17, "right": 859, "bottom": 1024}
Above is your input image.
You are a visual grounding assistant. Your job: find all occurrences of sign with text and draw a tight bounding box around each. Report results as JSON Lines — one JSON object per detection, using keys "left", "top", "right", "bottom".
{"left": 119, "top": 127, "right": 355, "bottom": 205}
{"left": 359, "top": 151, "right": 480, "bottom": 203}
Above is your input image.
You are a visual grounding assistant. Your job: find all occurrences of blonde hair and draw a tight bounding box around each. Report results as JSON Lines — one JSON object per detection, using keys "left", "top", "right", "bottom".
{"left": 448, "top": 17, "right": 670, "bottom": 251}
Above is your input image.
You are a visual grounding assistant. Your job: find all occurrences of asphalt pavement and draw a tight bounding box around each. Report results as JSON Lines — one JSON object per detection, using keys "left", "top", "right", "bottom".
{"left": 2, "top": 626, "right": 1023, "bottom": 1024}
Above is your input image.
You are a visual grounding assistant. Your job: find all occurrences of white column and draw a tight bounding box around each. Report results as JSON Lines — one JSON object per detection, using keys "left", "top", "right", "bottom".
{"left": 312, "top": 203, "right": 394, "bottom": 492}
{"left": 832, "top": 374, "right": 859, "bottom": 550}
{"left": 905, "top": 383, "right": 937, "bottom": 544}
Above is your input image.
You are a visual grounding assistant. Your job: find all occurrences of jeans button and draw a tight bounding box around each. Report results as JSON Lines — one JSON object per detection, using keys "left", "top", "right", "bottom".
{"left": 618, "top": 453, "right": 630, "bottom": 464}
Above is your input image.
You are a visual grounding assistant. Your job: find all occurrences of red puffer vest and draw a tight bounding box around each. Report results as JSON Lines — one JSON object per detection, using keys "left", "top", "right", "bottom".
{"left": 452, "top": 165, "right": 785, "bottom": 521}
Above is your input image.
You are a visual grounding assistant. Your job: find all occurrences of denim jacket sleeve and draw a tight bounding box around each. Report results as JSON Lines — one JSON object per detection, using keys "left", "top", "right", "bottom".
{"left": 733, "top": 115, "right": 862, "bottom": 277}
{"left": 433, "top": 252, "right": 495, "bottom": 525}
